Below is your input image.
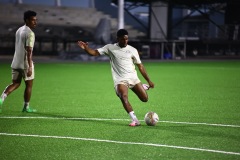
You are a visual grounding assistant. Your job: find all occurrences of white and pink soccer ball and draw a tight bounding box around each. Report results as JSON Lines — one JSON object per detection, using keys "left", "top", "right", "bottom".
{"left": 144, "top": 112, "right": 159, "bottom": 126}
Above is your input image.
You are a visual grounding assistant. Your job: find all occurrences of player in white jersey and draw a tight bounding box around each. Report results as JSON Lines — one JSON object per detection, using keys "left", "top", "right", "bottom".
{"left": 0, "top": 10, "right": 37, "bottom": 113}
{"left": 77, "top": 29, "right": 154, "bottom": 126}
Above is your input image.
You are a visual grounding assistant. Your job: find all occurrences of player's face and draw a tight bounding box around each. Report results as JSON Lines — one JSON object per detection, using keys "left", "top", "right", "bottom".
{"left": 117, "top": 35, "right": 128, "bottom": 48}
{"left": 26, "top": 16, "right": 37, "bottom": 29}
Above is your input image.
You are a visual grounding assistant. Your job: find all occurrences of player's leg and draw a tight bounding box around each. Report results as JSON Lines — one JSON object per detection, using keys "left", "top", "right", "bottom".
{"left": 116, "top": 84, "right": 132, "bottom": 112}
{"left": 22, "top": 67, "right": 36, "bottom": 113}
{"left": 0, "top": 69, "right": 22, "bottom": 104}
{"left": 131, "top": 83, "right": 148, "bottom": 102}
{"left": 24, "top": 79, "right": 33, "bottom": 105}
{"left": 116, "top": 84, "right": 140, "bottom": 126}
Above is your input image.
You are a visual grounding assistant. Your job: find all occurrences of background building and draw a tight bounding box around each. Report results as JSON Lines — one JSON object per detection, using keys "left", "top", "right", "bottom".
{"left": 0, "top": 0, "right": 239, "bottom": 59}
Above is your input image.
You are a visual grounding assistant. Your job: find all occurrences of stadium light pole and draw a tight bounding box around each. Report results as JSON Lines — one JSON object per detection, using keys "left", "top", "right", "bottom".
{"left": 17, "top": 0, "right": 22, "bottom": 4}
{"left": 118, "top": 0, "right": 124, "bottom": 29}
{"left": 55, "top": 0, "right": 61, "bottom": 7}
{"left": 89, "top": 0, "right": 95, "bottom": 8}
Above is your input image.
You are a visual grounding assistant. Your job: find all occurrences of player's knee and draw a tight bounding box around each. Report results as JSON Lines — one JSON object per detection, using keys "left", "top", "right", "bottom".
{"left": 142, "top": 98, "right": 148, "bottom": 102}
{"left": 122, "top": 94, "right": 128, "bottom": 100}
{"left": 12, "top": 83, "right": 21, "bottom": 89}
{"left": 119, "top": 94, "right": 128, "bottom": 102}
{"left": 141, "top": 95, "right": 148, "bottom": 102}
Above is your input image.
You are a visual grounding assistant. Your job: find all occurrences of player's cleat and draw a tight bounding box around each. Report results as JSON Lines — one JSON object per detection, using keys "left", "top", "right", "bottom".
{"left": 0, "top": 98, "right": 2, "bottom": 113}
{"left": 142, "top": 84, "right": 149, "bottom": 90}
{"left": 22, "top": 107, "right": 37, "bottom": 113}
{"left": 129, "top": 120, "right": 140, "bottom": 127}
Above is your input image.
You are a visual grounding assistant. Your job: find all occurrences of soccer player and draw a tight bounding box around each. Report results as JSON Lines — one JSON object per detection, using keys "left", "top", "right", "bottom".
{"left": 0, "top": 10, "right": 37, "bottom": 113}
{"left": 77, "top": 29, "right": 154, "bottom": 126}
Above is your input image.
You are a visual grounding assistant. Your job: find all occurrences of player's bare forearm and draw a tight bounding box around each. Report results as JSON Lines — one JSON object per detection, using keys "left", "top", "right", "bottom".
{"left": 85, "top": 48, "right": 100, "bottom": 56}
{"left": 137, "top": 63, "right": 154, "bottom": 88}
{"left": 137, "top": 64, "right": 150, "bottom": 81}
{"left": 77, "top": 41, "right": 100, "bottom": 56}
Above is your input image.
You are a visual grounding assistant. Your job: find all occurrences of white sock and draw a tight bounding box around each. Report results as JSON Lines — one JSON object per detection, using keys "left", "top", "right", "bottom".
{"left": 24, "top": 102, "right": 30, "bottom": 109}
{"left": 1, "top": 93, "right": 7, "bottom": 102}
{"left": 129, "top": 111, "right": 138, "bottom": 121}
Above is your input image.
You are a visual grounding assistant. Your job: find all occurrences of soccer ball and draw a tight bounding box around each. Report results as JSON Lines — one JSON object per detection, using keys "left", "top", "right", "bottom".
{"left": 144, "top": 112, "right": 159, "bottom": 126}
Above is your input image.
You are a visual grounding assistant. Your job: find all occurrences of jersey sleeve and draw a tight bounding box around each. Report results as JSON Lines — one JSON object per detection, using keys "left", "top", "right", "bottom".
{"left": 132, "top": 48, "right": 142, "bottom": 64}
{"left": 26, "top": 32, "right": 35, "bottom": 48}
{"left": 97, "top": 44, "right": 110, "bottom": 56}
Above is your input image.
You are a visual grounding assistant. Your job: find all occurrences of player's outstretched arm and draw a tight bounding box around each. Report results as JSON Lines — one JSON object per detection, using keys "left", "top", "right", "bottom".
{"left": 77, "top": 41, "right": 100, "bottom": 56}
{"left": 136, "top": 63, "right": 154, "bottom": 89}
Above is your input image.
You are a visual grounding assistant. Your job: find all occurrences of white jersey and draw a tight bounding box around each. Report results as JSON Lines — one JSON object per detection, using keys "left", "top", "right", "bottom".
{"left": 11, "top": 25, "right": 35, "bottom": 69}
{"left": 97, "top": 43, "right": 142, "bottom": 86}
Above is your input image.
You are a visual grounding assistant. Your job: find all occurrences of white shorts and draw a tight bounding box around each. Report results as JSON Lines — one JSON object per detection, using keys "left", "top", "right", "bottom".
{"left": 114, "top": 78, "right": 141, "bottom": 94}
{"left": 12, "top": 65, "right": 35, "bottom": 81}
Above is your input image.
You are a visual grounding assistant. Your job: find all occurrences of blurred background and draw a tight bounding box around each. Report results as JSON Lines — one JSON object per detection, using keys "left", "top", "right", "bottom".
{"left": 0, "top": 0, "right": 239, "bottom": 60}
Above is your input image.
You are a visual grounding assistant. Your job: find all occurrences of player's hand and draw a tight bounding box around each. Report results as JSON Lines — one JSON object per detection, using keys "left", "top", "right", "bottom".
{"left": 27, "top": 67, "right": 32, "bottom": 77}
{"left": 148, "top": 81, "right": 154, "bottom": 89}
{"left": 77, "top": 41, "right": 88, "bottom": 50}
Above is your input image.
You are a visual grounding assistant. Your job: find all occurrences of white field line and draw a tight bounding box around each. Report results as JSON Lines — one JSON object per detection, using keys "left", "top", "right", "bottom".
{"left": 0, "top": 116, "right": 240, "bottom": 128}
{"left": 0, "top": 132, "right": 240, "bottom": 156}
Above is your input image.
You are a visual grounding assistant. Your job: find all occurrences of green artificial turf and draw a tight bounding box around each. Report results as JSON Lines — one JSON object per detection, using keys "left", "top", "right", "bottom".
{"left": 0, "top": 60, "right": 240, "bottom": 160}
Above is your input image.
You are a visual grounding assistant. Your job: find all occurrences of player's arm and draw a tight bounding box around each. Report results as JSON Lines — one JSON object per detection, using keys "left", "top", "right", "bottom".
{"left": 26, "top": 46, "right": 33, "bottom": 77}
{"left": 77, "top": 41, "right": 100, "bottom": 56}
{"left": 136, "top": 63, "right": 154, "bottom": 89}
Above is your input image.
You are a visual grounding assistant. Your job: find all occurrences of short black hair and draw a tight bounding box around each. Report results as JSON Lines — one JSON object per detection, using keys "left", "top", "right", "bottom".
{"left": 24, "top": 10, "right": 37, "bottom": 22}
{"left": 117, "top": 29, "right": 128, "bottom": 37}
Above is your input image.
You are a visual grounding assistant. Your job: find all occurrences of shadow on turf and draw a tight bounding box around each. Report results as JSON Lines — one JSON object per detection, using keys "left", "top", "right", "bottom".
{"left": 32, "top": 112, "right": 130, "bottom": 126}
